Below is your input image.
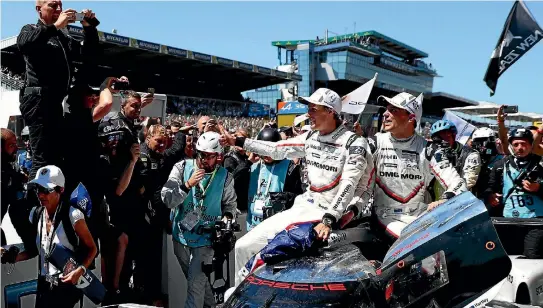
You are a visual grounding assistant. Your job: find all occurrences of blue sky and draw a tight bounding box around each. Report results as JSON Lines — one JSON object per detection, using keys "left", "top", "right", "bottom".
{"left": 2, "top": 1, "right": 543, "bottom": 114}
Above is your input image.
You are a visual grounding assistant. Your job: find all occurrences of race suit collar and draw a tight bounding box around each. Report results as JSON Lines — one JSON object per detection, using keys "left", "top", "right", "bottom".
{"left": 318, "top": 124, "right": 346, "bottom": 138}
{"left": 390, "top": 133, "right": 415, "bottom": 143}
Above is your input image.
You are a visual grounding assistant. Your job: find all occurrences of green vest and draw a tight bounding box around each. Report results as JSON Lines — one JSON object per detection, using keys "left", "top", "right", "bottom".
{"left": 172, "top": 160, "right": 227, "bottom": 247}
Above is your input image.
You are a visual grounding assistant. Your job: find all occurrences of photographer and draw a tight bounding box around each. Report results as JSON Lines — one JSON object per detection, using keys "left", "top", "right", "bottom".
{"left": 485, "top": 129, "right": 543, "bottom": 258}
{"left": 161, "top": 132, "right": 237, "bottom": 308}
{"left": 244, "top": 128, "right": 303, "bottom": 231}
{"left": 17, "top": 1, "right": 99, "bottom": 178}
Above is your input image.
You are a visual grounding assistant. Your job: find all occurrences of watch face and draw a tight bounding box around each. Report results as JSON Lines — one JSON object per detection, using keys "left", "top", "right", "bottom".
{"left": 63, "top": 259, "right": 78, "bottom": 276}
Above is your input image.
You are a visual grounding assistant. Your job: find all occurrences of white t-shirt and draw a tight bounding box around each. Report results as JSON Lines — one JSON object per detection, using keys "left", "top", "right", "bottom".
{"left": 29, "top": 206, "right": 84, "bottom": 276}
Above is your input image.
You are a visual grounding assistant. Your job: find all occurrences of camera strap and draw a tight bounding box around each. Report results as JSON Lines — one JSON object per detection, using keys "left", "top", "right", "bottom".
{"left": 503, "top": 158, "right": 538, "bottom": 204}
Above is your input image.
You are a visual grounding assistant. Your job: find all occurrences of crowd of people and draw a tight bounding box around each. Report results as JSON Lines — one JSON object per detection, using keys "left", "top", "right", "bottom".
{"left": 168, "top": 96, "right": 257, "bottom": 118}
{"left": 2, "top": 2, "right": 543, "bottom": 308}
{"left": 166, "top": 114, "right": 268, "bottom": 139}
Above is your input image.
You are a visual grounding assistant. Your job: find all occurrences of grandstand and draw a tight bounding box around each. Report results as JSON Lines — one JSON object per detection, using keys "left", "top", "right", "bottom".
{"left": 244, "top": 30, "right": 481, "bottom": 122}
{"left": 446, "top": 102, "right": 543, "bottom": 127}
{"left": 1, "top": 25, "right": 301, "bottom": 117}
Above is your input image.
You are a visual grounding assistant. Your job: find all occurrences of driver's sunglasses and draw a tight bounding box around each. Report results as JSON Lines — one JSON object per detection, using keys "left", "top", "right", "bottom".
{"left": 197, "top": 152, "right": 217, "bottom": 160}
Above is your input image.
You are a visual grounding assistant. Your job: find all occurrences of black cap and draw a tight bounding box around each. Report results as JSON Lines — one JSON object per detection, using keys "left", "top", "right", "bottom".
{"left": 508, "top": 128, "right": 533, "bottom": 144}
{"left": 257, "top": 128, "right": 281, "bottom": 142}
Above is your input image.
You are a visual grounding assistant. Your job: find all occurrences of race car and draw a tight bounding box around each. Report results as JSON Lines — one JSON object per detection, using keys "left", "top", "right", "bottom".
{"left": 223, "top": 192, "right": 542, "bottom": 308}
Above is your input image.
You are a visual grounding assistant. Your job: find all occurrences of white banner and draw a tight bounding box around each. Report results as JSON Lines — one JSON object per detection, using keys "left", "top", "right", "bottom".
{"left": 443, "top": 110, "right": 477, "bottom": 145}
{"left": 341, "top": 73, "right": 377, "bottom": 115}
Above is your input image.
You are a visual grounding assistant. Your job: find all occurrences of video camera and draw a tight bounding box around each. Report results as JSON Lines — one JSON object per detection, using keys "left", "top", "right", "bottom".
{"left": 201, "top": 219, "right": 241, "bottom": 256}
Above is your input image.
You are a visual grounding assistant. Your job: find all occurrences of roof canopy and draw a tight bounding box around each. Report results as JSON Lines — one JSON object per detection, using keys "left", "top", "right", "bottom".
{"left": 1, "top": 26, "right": 302, "bottom": 94}
{"left": 272, "top": 30, "right": 428, "bottom": 59}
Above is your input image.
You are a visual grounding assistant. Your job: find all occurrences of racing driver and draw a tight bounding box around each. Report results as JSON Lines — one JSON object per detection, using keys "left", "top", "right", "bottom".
{"left": 369, "top": 92, "right": 467, "bottom": 243}
{"left": 220, "top": 88, "right": 374, "bottom": 286}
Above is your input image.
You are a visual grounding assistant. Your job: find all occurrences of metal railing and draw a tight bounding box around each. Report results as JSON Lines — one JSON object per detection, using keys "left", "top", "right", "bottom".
{"left": 1, "top": 72, "right": 24, "bottom": 91}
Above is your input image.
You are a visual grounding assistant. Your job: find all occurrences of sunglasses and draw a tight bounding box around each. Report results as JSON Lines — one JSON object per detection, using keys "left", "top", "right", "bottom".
{"left": 36, "top": 185, "right": 55, "bottom": 195}
{"left": 197, "top": 152, "right": 217, "bottom": 160}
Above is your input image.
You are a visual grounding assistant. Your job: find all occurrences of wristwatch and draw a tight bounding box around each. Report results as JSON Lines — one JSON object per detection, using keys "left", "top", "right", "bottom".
{"left": 321, "top": 217, "right": 333, "bottom": 228}
{"left": 78, "top": 265, "right": 87, "bottom": 274}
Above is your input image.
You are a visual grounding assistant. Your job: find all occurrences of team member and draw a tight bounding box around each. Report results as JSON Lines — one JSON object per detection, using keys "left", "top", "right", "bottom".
{"left": 5, "top": 166, "right": 97, "bottom": 308}
{"left": 464, "top": 127, "right": 503, "bottom": 201}
{"left": 17, "top": 126, "right": 32, "bottom": 176}
{"left": 220, "top": 88, "right": 374, "bottom": 286}
{"left": 17, "top": 1, "right": 98, "bottom": 178}
{"left": 369, "top": 93, "right": 467, "bottom": 242}
{"left": 428, "top": 120, "right": 481, "bottom": 198}
{"left": 485, "top": 129, "right": 543, "bottom": 258}
{"left": 98, "top": 91, "right": 149, "bottom": 300}
{"left": 139, "top": 124, "right": 186, "bottom": 306}
{"left": 161, "top": 131, "right": 237, "bottom": 308}
{"left": 223, "top": 129, "right": 252, "bottom": 212}
{"left": 246, "top": 128, "right": 303, "bottom": 230}
{"left": 1, "top": 129, "right": 32, "bottom": 247}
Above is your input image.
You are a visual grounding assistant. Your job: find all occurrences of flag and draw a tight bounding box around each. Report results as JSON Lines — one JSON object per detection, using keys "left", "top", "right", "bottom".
{"left": 484, "top": 0, "right": 543, "bottom": 96}
{"left": 341, "top": 73, "right": 378, "bottom": 114}
{"left": 443, "top": 111, "right": 477, "bottom": 145}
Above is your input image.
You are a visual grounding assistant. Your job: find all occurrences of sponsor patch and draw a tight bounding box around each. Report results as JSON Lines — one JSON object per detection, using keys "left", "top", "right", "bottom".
{"left": 349, "top": 146, "right": 366, "bottom": 156}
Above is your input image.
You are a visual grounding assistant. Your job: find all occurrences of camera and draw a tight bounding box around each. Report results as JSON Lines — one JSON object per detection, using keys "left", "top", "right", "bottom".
{"left": 111, "top": 81, "right": 130, "bottom": 91}
{"left": 75, "top": 12, "right": 85, "bottom": 22}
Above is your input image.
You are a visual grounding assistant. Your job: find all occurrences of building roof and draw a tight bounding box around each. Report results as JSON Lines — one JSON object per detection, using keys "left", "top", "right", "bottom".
{"left": 271, "top": 30, "right": 428, "bottom": 59}
{"left": 1, "top": 26, "right": 301, "bottom": 93}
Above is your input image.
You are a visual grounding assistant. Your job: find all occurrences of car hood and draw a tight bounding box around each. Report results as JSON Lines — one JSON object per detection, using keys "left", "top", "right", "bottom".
{"left": 253, "top": 243, "right": 375, "bottom": 283}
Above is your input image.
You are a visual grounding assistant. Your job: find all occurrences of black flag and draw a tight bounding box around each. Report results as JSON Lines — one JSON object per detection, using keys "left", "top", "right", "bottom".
{"left": 484, "top": 0, "right": 543, "bottom": 96}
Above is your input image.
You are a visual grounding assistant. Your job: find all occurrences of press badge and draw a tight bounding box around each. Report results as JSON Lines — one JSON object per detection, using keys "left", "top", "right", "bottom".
{"left": 253, "top": 199, "right": 265, "bottom": 217}
{"left": 180, "top": 210, "right": 200, "bottom": 231}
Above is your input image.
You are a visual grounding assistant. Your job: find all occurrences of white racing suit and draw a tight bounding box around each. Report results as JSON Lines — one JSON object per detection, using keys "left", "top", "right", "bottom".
{"left": 369, "top": 133, "right": 467, "bottom": 240}
{"left": 234, "top": 125, "right": 374, "bottom": 285}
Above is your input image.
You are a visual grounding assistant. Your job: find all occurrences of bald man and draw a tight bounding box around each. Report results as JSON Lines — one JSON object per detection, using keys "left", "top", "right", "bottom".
{"left": 1, "top": 129, "right": 34, "bottom": 248}
{"left": 17, "top": 0, "right": 99, "bottom": 178}
{"left": 196, "top": 116, "right": 220, "bottom": 136}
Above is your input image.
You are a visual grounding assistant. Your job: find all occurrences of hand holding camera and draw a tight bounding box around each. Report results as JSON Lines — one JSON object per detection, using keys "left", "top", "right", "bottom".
{"left": 54, "top": 9, "right": 77, "bottom": 29}
{"left": 522, "top": 179, "right": 540, "bottom": 193}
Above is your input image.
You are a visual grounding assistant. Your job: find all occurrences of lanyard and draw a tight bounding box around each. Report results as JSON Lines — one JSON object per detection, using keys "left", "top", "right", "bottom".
{"left": 193, "top": 166, "right": 218, "bottom": 206}
{"left": 39, "top": 205, "right": 61, "bottom": 274}
{"left": 257, "top": 163, "right": 275, "bottom": 198}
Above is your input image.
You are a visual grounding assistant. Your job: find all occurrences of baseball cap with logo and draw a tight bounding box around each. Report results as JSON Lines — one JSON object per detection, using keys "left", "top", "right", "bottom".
{"left": 29, "top": 165, "right": 65, "bottom": 189}
{"left": 378, "top": 92, "right": 423, "bottom": 124}
{"left": 298, "top": 88, "right": 342, "bottom": 114}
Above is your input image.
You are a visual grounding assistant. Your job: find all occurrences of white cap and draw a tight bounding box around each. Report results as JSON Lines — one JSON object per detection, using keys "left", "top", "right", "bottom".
{"left": 29, "top": 165, "right": 65, "bottom": 189}
{"left": 195, "top": 132, "right": 223, "bottom": 154}
{"left": 378, "top": 92, "right": 423, "bottom": 123}
{"left": 298, "top": 88, "right": 342, "bottom": 114}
